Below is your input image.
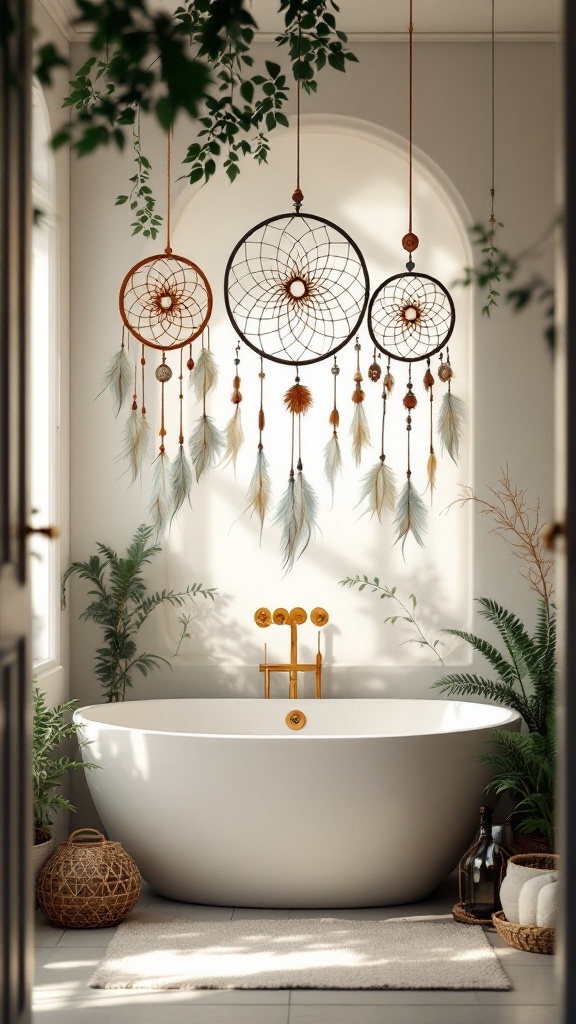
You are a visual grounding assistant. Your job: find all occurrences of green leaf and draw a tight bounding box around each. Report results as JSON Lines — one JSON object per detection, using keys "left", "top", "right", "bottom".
{"left": 240, "top": 80, "right": 254, "bottom": 103}
{"left": 115, "top": 195, "right": 128, "bottom": 205}
{"left": 265, "top": 60, "right": 281, "bottom": 80}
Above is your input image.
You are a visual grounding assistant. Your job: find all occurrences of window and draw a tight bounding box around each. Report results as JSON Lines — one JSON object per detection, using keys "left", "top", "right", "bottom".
{"left": 30, "top": 82, "right": 60, "bottom": 669}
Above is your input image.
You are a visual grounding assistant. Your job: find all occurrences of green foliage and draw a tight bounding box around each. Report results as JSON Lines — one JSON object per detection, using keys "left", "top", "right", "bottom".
{"left": 434, "top": 596, "right": 556, "bottom": 843}
{"left": 434, "top": 597, "right": 556, "bottom": 736}
{"left": 33, "top": 686, "right": 97, "bottom": 832}
{"left": 339, "top": 575, "right": 444, "bottom": 664}
{"left": 61, "top": 523, "right": 216, "bottom": 702}
{"left": 478, "top": 721, "right": 555, "bottom": 844}
{"left": 456, "top": 220, "right": 556, "bottom": 352}
{"left": 34, "top": 1, "right": 358, "bottom": 235}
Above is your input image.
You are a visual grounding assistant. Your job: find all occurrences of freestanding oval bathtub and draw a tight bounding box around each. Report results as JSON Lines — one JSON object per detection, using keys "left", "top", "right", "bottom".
{"left": 74, "top": 698, "right": 520, "bottom": 908}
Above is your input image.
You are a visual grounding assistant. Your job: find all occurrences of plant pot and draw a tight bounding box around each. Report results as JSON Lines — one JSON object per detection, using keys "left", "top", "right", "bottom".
{"left": 32, "top": 827, "right": 56, "bottom": 882}
{"left": 511, "top": 829, "right": 552, "bottom": 855}
{"left": 498, "top": 853, "right": 559, "bottom": 924}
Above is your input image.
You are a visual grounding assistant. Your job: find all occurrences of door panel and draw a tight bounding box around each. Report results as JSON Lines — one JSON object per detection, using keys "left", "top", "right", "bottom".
{"left": 0, "top": 1, "right": 33, "bottom": 1022}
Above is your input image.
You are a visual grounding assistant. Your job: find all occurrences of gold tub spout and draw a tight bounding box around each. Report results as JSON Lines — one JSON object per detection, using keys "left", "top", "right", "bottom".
{"left": 255, "top": 606, "right": 329, "bottom": 698}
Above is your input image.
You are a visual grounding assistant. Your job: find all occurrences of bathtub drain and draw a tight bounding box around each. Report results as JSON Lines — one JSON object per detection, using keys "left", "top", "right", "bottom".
{"left": 286, "top": 710, "right": 306, "bottom": 730}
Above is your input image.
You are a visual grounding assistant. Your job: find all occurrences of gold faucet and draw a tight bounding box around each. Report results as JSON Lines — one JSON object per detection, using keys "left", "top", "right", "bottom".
{"left": 254, "top": 606, "right": 329, "bottom": 699}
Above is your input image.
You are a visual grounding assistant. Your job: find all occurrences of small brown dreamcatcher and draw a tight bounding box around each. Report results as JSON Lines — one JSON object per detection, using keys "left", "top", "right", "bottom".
{"left": 103, "top": 131, "right": 215, "bottom": 535}
{"left": 366, "top": 0, "right": 463, "bottom": 552}
{"left": 224, "top": 37, "right": 369, "bottom": 571}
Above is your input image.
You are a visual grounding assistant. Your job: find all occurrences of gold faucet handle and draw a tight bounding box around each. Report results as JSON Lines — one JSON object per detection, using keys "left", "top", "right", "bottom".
{"left": 290, "top": 607, "right": 307, "bottom": 625}
{"left": 272, "top": 607, "right": 290, "bottom": 625}
{"left": 254, "top": 607, "right": 272, "bottom": 628}
{"left": 311, "top": 607, "right": 329, "bottom": 627}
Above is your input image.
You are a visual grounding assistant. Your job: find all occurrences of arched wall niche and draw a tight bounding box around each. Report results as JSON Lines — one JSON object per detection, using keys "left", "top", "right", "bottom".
{"left": 151, "top": 115, "right": 474, "bottom": 693}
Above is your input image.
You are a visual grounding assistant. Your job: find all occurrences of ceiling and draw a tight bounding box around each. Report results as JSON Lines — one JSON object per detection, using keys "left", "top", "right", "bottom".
{"left": 42, "top": 0, "right": 562, "bottom": 43}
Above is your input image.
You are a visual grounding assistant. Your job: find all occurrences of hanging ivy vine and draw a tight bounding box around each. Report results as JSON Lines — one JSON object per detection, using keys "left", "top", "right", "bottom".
{"left": 36, "top": 0, "right": 358, "bottom": 234}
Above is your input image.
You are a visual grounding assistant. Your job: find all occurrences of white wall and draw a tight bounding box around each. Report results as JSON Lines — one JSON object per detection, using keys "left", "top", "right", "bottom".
{"left": 67, "top": 41, "right": 558, "bottom": 716}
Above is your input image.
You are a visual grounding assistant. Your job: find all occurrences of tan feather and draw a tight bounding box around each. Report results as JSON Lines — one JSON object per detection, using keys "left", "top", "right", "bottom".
{"left": 221, "top": 406, "right": 244, "bottom": 472}
{"left": 244, "top": 449, "right": 272, "bottom": 539}
{"left": 427, "top": 450, "right": 437, "bottom": 501}
{"left": 324, "top": 433, "right": 343, "bottom": 500}
{"left": 358, "top": 460, "right": 397, "bottom": 521}
{"left": 350, "top": 401, "right": 371, "bottom": 466}
{"left": 394, "top": 478, "right": 428, "bottom": 555}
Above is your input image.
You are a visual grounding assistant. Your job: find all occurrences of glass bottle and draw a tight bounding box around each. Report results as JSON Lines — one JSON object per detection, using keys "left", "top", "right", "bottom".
{"left": 458, "top": 806, "right": 510, "bottom": 921}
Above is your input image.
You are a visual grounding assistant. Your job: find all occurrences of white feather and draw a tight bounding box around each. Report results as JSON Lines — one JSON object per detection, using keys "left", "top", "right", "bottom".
{"left": 101, "top": 347, "right": 133, "bottom": 417}
{"left": 394, "top": 478, "right": 428, "bottom": 555}
{"left": 189, "top": 414, "right": 225, "bottom": 482}
{"left": 119, "top": 408, "right": 151, "bottom": 484}
{"left": 323, "top": 434, "right": 343, "bottom": 500}
{"left": 221, "top": 406, "right": 244, "bottom": 472}
{"left": 170, "top": 445, "right": 193, "bottom": 521}
{"left": 357, "top": 460, "right": 397, "bottom": 521}
{"left": 350, "top": 402, "right": 371, "bottom": 466}
{"left": 244, "top": 449, "right": 272, "bottom": 539}
{"left": 438, "top": 391, "right": 465, "bottom": 464}
{"left": 192, "top": 347, "right": 219, "bottom": 402}
{"left": 273, "top": 471, "right": 319, "bottom": 573}
{"left": 148, "top": 451, "right": 171, "bottom": 538}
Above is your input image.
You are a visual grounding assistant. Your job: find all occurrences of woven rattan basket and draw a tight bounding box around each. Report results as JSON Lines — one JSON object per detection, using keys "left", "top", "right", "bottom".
{"left": 492, "top": 911, "right": 555, "bottom": 954}
{"left": 37, "top": 828, "right": 141, "bottom": 928}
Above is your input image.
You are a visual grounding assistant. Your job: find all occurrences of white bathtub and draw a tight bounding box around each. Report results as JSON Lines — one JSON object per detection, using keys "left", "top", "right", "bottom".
{"left": 74, "top": 698, "right": 520, "bottom": 908}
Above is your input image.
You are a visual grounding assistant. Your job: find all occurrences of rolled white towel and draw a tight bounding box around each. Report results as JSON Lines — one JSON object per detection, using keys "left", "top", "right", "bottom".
{"left": 518, "top": 871, "right": 558, "bottom": 926}
{"left": 536, "top": 880, "right": 559, "bottom": 928}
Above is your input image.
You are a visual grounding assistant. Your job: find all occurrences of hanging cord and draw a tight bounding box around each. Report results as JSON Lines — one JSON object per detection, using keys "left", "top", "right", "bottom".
{"left": 402, "top": 0, "right": 418, "bottom": 268}
{"left": 292, "top": 17, "right": 304, "bottom": 211}
{"left": 258, "top": 355, "right": 265, "bottom": 444}
{"left": 166, "top": 127, "right": 172, "bottom": 254}
{"left": 141, "top": 345, "right": 146, "bottom": 415}
{"left": 178, "top": 349, "right": 184, "bottom": 445}
{"left": 490, "top": 0, "right": 495, "bottom": 224}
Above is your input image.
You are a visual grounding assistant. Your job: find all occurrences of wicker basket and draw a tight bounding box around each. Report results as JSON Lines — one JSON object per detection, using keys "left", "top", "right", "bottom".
{"left": 510, "top": 830, "right": 552, "bottom": 855}
{"left": 492, "top": 910, "right": 555, "bottom": 954}
{"left": 37, "top": 828, "right": 141, "bottom": 928}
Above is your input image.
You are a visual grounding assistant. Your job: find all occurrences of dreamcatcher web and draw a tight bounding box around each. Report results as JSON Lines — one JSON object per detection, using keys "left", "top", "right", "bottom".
{"left": 225, "top": 212, "right": 369, "bottom": 365}
{"left": 368, "top": 271, "right": 456, "bottom": 362}
{"left": 119, "top": 253, "right": 212, "bottom": 351}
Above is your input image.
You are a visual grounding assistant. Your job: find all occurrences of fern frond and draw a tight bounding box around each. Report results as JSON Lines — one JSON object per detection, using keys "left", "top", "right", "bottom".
{"left": 431, "top": 672, "right": 528, "bottom": 719}
{"left": 441, "top": 627, "right": 519, "bottom": 686}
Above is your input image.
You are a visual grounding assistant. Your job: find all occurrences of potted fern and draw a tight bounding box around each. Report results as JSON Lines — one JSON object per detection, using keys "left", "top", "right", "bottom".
{"left": 432, "top": 470, "right": 556, "bottom": 851}
{"left": 61, "top": 523, "right": 216, "bottom": 702}
{"left": 33, "top": 685, "right": 97, "bottom": 876}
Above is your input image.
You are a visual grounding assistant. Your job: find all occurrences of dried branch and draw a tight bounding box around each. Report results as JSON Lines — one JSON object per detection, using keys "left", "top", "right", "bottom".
{"left": 447, "top": 466, "right": 554, "bottom": 614}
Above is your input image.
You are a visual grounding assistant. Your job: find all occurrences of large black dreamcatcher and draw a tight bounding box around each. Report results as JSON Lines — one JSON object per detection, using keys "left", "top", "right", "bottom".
{"left": 224, "top": 52, "right": 370, "bottom": 571}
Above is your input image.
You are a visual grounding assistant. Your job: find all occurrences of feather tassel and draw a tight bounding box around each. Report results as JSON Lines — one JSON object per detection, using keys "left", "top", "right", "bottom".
{"left": 119, "top": 408, "right": 151, "bottom": 483}
{"left": 394, "top": 478, "right": 428, "bottom": 554}
{"left": 323, "top": 434, "right": 343, "bottom": 499}
{"left": 244, "top": 448, "right": 272, "bottom": 539}
{"left": 358, "top": 460, "right": 397, "bottom": 521}
{"left": 101, "top": 347, "right": 133, "bottom": 417}
{"left": 438, "top": 391, "right": 465, "bottom": 464}
{"left": 192, "top": 346, "right": 219, "bottom": 401}
{"left": 273, "top": 471, "right": 319, "bottom": 573}
{"left": 170, "top": 445, "right": 193, "bottom": 521}
{"left": 148, "top": 451, "right": 171, "bottom": 537}
{"left": 350, "top": 401, "right": 371, "bottom": 466}
{"left": 189, "top": 414, "right": 225, "bottom": 482}
{"left": 427, "top": 451, "right": 437, "bottom": 497}
{"left": 221, "top": 406, "right": 244, "bottom": 472}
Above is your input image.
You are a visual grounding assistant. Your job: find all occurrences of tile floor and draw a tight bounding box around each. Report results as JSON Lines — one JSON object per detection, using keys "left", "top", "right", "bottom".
{"left": 33, "top": 876, "right": 559, "bottom": 1024}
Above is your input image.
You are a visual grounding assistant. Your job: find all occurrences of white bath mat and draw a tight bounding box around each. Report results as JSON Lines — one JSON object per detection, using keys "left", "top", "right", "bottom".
{"left": 90, "top": 917, "right": 511, "bottom": 990}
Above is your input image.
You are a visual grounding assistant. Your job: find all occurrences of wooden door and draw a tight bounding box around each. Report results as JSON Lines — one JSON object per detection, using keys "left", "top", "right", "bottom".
{"left": 0, "top": 1, "right": 33, "bottom": 1022}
